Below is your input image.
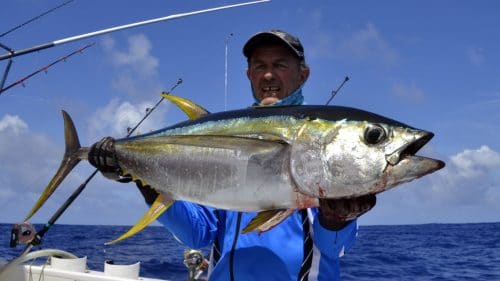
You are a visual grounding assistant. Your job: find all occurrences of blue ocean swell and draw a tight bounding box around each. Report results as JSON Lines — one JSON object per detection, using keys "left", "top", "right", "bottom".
{"left": 1, "top": 223, "right": 499, "bottom": 280}
{"left": 341, "top": 223, "right": 500, "bottom": 280}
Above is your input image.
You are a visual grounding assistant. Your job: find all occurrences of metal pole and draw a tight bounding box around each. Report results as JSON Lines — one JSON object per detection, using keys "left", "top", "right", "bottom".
{"left": 224, "top": 33, "right": 233, "bottom": 111}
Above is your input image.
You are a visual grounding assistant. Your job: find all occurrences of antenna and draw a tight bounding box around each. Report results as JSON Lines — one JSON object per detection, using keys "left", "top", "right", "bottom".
{"left": 325, "top": 76, "right": 349, "bottom": 105}
{"left": 224, "top": 33, "right": 233, "bottom": 111}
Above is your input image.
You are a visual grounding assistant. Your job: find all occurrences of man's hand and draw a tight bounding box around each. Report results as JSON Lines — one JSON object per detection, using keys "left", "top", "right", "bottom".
{"left": 88, "top": 136, "right": 158, "bottom": 204}
{"left": 88, "top": 136, "right": 124, "bottom": 180}
{"left": 318, "top": 194, "right": 376, "bottom": 231}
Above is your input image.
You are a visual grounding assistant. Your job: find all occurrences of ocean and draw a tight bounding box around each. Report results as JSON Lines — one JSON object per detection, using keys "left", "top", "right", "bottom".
{"left": 1, "top": 223, "right": 499, "bottom": 280}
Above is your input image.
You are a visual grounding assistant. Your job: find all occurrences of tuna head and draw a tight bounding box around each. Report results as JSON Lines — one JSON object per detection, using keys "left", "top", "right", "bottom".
{"left": 290, "top": 113, "right": 445, "bottom": 199}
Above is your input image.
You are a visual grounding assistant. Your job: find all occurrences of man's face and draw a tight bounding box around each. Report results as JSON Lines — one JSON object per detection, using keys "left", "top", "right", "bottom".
{"left": 247, "top": 44, "right": 309, "bottom": 105}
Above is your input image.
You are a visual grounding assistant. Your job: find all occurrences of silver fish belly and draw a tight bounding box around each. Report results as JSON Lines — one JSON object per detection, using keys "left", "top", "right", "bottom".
{"left": 115, "top": 135, "right": 317, "bottom": 211}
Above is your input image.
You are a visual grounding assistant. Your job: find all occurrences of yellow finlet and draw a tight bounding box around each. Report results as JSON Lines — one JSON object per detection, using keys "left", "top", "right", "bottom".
{"left": 241, "top": 209, "right": 294, "bottom": 234}
{"left": 105, "top": 193, "right": 174, "bottom": 245}
{"left": 160, "top": 94, "right": 209, "bottom": 120}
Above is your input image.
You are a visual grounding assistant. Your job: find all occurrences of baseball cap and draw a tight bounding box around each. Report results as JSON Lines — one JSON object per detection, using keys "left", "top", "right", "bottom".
{"left": 243, "top": 29, "right": 305, "bottom": 61}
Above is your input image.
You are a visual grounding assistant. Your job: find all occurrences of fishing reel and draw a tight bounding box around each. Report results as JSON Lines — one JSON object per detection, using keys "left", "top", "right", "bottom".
{"left": 9, "top": 222, "right": 40, "bottom": 248}
{"left": 183, "top": 249, "right": 208, "bottom": 281}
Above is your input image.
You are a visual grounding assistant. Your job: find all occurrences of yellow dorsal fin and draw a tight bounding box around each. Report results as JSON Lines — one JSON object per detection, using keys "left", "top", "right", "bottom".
{"left": 242, "top": 209, "right": 294, "bottom": 234}
{"left": 160, "top": 93, "right": 210, "bottom": 120}
{"left": 105, "top": 193, "right": 174, "bottom": 245}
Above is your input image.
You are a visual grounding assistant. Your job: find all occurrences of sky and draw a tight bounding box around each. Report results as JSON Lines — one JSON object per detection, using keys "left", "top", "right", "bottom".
{"left": 0, "top": 0, "right": 499, "bottom": 228}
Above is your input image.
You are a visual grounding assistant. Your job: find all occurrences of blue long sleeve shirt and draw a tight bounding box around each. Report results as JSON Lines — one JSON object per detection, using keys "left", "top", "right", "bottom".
{"left": 156, "top": 201, "right": 357, "bottom": 281}
{"left": 155, "top": 92, "right": 358, "bottom": 280}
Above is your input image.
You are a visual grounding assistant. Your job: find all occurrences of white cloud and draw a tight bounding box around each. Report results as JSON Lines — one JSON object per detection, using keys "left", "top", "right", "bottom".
{"left": 363, "top": 145, "right": 500, "bottom": 225}
{"left": 104, "top": 34, "right": 158, "bottom": 76}
{"left": 308, "top": 22, "right": 399, "bottom": 66}
{"left": 391, "top": 82, "right": 426, "bottom": 103}
{"left": 466, "top": 47, "right": 484, "bottom": 66}
{"left": 434, "top": 146, "right": 500, "bottom": 204}
{"left": 116, "top": 35, "right": 158, "bottom": 77}
{"left": 0, "top": 114, "right": 28, "bottom": 135}
{"left": 337, "top": 23, "right": 399, "bottom": 64}
{"left": 450, "top": 146, "right": 500, "bottom": 179}
{"left": 101, "top": 34, "right": 163, "bottom": 98}
{"left": 87, "top": 33, "right": 171, "bottom": 141}
{"left": 0, "top": 114, "right": 62, "bottom": 222}
{"left": 0, "top": 113, "right": 153, "bottom": 225}
{"left": 0, "top": 115, "right": 57, "bottom": 192}
{"left": 86, "top": 98, "right": 168, "bottom": 140}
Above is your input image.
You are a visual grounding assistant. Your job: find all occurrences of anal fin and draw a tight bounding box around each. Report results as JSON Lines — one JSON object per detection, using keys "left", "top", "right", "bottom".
{"left": 105, "top": 193, "right": 174, "bottom": 245}
{"left": 242, "top": 209, "right": 294, "bottom": 234}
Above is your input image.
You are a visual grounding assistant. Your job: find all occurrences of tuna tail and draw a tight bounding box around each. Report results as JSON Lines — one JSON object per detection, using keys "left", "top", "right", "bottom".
{"left": 25, "top": 110, "right": 83, "bottom": 221}
{"left": 105, "top": 94, "right": 209, "bottom": 244}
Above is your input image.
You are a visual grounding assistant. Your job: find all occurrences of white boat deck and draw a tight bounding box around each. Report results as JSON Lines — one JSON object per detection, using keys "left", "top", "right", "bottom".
{"left": 0, "top": 249, "right": 169, "bottom": 281}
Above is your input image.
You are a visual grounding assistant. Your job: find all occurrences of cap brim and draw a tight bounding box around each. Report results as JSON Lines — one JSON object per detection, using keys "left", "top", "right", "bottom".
{"left": 243, "top": 32, "right": 303, "bottom": 59}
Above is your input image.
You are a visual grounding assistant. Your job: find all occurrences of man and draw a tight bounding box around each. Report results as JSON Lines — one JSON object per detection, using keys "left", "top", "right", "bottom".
{"left": 89, "top": 30, "right": 376, "bottom": 281}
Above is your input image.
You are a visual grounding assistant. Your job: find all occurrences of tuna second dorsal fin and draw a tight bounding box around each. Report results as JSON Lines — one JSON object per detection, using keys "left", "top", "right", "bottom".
{"left": 160, "top": 93, "right": 210, "bottom": 120}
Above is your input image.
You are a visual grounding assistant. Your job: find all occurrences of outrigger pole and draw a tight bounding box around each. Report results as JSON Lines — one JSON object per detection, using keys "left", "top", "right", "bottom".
{"left": 0, "top": 0, "right": 269, "bottom": 61}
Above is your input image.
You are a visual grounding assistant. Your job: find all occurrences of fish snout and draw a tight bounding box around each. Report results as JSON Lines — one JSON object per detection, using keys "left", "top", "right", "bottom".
{"left": 386, "top": 130, "right": 434, "bottom": 165}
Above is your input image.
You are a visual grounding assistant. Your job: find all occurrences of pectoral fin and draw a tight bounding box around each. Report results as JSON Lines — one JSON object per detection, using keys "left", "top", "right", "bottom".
{"left": 160, "top": 94, "right": 210, "bottom": 120}
{"left": 105, "top": 194, "right": 174, "bottom": 245}
{"left": 242, "top": 209, "right": 294, "bottom": 234}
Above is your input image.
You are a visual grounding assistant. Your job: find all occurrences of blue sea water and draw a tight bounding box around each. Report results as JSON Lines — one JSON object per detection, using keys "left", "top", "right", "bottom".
{"left": 1, "top": 223, "right": 499, "bottom": 280}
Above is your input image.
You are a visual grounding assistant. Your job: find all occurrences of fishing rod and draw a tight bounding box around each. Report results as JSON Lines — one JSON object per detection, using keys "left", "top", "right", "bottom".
{"left": 0, "top": 0, "right": 75, "bottom": 93}
{"left": 8, "top": 78, "right": 183, "bottom": 258}
{"left": 325, "top": 76, "right": 349, "bottom": 105}
{"left": 0, "top": 42, "right": 94, "bottom": 95}
{"left": 0, "top": 0, "right": 269, "bottom": 61}
{"left": 0, "top": 1, "right": 268, "bottom": 94}
{"left": 0, "top": 0, "right": 74, "bottom": 39}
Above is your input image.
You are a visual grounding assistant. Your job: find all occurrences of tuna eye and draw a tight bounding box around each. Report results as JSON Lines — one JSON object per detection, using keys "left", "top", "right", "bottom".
{"left": 364, "top": 124, "right": 386, "bottom": 145}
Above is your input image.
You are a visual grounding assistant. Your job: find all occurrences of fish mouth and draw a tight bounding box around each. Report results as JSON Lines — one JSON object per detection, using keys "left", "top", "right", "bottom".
{"left": 379, "top": 131, "right": 445, "bottom": 193}
{"left": 386, "top": 131, "right": 435, "bottom": 165}
{"left": 382, "top": 154, "right": 445, "bottom": 189}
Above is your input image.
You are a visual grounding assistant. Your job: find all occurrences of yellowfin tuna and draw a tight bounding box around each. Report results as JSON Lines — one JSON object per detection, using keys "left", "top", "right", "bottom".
{"left": 25, "top": 94, "right": 445, "bottom": 243}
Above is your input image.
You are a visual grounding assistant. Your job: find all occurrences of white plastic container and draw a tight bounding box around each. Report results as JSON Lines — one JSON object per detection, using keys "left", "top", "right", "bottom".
{"left": 104, "top": 260, "right": 140, "bottom": 279}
